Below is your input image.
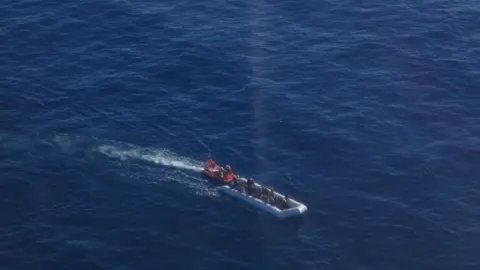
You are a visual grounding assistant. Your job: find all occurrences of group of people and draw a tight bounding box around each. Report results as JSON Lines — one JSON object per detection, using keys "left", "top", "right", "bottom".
{"left": 206, "top": 156, "right": 238, "bottom": 182}
{"left": 230, "top": 176, "right": 291, "bottom": 210}
{"left": 206, "top": 155, "right": 290, "bottom": 210}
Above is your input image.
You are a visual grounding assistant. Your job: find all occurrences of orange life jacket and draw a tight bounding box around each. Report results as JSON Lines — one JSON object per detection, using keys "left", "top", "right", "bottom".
{"left": 224, "top": 173, "right": 235, "bottom": 182}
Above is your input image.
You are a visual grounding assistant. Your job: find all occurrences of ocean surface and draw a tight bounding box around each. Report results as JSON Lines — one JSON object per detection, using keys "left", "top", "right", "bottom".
{"left": 1, "top": 0, "right": 479, "bottom": 269}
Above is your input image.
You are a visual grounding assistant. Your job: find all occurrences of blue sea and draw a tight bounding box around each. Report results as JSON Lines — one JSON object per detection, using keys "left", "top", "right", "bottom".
{"left": 1, "top": 0, "right": 479, "bottom": 269}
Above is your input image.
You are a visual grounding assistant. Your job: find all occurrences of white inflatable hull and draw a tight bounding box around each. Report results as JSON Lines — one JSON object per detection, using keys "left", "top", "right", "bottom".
{"left": 218, "top": 177, "right": 307, "bottom": 219}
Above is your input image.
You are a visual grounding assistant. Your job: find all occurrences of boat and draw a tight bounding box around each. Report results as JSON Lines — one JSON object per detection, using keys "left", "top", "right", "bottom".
{"left": 202, "top": 157, "right": 308, "bottom": 219}
{"left": 202, "top": 157, "right": 238, "bottom": 184}
{"left": 219, "top": 177, "right": 308, "bottom": 219}
{"left": 202, "top": 164, "right": 232, "bottom": 183}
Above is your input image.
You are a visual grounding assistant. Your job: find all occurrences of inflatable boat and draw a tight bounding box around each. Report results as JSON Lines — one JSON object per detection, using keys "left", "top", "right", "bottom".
{"left": 202, "top": 157, "right": 307, "bottom": 219}
{"left": 219, "top": 177, "right": 307, "bottom": 219}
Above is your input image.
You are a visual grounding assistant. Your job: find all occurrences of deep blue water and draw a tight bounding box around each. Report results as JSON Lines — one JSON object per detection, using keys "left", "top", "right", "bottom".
{"left": 1, "top": 0, "right": 480, "bottom": 269}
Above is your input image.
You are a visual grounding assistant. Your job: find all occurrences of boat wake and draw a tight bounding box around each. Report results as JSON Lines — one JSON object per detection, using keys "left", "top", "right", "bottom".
{"left": 95, "top": 143, "right": 216, "bottom": 196}
{"left": 97, "top": 144, "right": 204, "bottom": 172}
{"left": 0, "top": 132, "right": 215, "bottom": 196}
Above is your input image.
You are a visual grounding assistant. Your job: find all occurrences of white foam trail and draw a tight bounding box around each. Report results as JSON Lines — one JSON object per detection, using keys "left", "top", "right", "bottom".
{"left": 113, "top": 167, "right": 219, "bottom": 197}
{"left": 97, "top": 145, "right": 204, "bottom": 172}
{"left": 0, "top": 132, "right": 216, "bottom": 197}
{"left": 97, "top": 144, "right": 218, "bottom": 197}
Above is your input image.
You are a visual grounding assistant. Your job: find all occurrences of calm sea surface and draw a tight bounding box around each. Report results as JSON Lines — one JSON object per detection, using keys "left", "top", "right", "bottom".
{"left": 1, "top": 0, "right": 479, "bottom": 269}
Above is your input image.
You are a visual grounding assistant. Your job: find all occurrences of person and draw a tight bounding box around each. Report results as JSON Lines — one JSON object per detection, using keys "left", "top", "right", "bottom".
{"left": 268, "top": 186, "right": 276, "bottom": 205}
{"left": 276, "top": 195, "right": 288, "bottom": 209}
{"left": 230, "top": 178, "right": 244, "bottom": 193}
{"left": 269, "top": 186, "right": 275, "bottom": 196}
{"left": 237, "top": 181, "right": 245, "bottom": 193}
{"left": 246, "top": 178, "right": 255, "bottom": 195}
{"left": 228, "top": 177, "right": 237, "bottom": 188}
{"left": 275, "top": 196, "right": 284, "bottom": 209}
{"left": 260, "top": 186, "right": 270, "bottom": 203}
{"left": 261, "top": 186, "right": 275, "bottom": 205}
{"left": 222, "top": 164, "right": 237, "bottom": 182}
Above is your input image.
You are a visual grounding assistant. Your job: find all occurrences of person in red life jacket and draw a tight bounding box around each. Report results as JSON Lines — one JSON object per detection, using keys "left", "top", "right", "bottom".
{"left": 222, "top": 165, "right": 237, "bottom": 182}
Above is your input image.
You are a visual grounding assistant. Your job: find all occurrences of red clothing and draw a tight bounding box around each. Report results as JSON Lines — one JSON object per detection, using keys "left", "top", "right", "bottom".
{"left": 224, "top": 173, "right": 235, "bottom": 182}
{"left": 206, "top": 158, "right": 217, "bottom": 169}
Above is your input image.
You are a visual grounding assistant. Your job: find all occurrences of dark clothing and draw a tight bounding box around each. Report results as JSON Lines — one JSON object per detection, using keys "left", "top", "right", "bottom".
{"left": 246, "top": 179, "right": 255, "bottom": 195}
